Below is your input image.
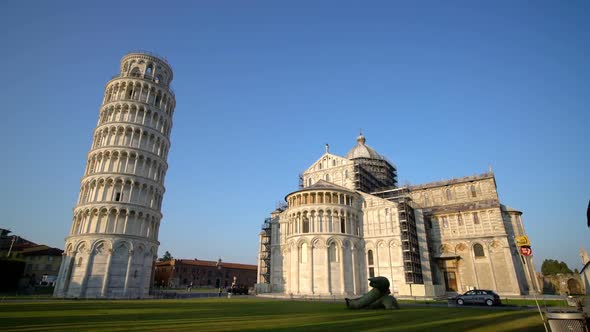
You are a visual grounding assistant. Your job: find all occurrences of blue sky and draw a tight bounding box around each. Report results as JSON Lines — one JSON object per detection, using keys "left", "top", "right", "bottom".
{"left": 0, "top": 1, "right": 588, "bottom": 271}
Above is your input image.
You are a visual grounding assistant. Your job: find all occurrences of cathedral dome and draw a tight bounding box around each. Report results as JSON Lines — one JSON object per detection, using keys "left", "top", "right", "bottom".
{"left": 344, "top": 133, "right": 384, "bottom": 160}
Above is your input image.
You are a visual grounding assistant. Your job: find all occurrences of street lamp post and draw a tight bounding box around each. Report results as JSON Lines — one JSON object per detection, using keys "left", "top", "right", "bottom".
{"left": 216, "top": 258, "right": 223, "bottom": 297}
{"left": 7, "top": 236, "right": 18, "bottom": 258}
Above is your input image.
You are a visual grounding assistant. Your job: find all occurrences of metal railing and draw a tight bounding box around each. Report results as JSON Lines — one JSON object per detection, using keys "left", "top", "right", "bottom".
{"left": 124, "top": 50, "right": 171, "bottom": 66}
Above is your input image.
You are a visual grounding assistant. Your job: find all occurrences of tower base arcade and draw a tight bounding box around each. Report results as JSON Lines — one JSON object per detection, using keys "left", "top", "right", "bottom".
{"left": 54, "top": 235, "right": 158, "bottom": 299}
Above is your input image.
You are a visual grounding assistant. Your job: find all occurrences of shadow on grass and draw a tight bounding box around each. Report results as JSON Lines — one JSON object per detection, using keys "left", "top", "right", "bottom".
{"left": 0, "top": 299, "right": 545, "bottom": 332}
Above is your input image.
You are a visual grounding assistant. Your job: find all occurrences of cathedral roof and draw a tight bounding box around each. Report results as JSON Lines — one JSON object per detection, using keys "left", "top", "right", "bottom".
{"left": 285, "top": 180, "right": 355, "bottom": 200}
{"left": 305, "top": 180, "right": 353, "bottom": 192}
{"left": 501, "top": 204, "right": 522, "bottom": 214}
{"left": 344, "top": 133, "right": 385, "bottom": 160}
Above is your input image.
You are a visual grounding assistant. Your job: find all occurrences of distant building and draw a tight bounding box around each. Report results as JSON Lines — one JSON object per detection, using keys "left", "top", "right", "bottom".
{"left": 0, "top": 230, "right": 37, "bottom": 258}
{"left": 155, "top": 259, "right": 257, "bottom": 289}
{"left": 21, "top": 246, "right": 64, "bottom": 284}
{"left": 257, "top": 134, "right": 539, "bottom": 297}
{"left": 0, "top": 230, "right": 63, "bottom": 285}
{"left": 542, "top": 273, "right": 584, "bottom": 295}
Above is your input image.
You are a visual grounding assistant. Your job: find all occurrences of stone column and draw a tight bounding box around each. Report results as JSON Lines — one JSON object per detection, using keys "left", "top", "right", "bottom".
{"left": 295, "top": 245, "right": 300, "bottom": 294}
{"left": 469, "top": 243, "right": 480, "bottom": 289}
{"left": 80, "top": 248, "right": 95, "bottom": 298}
{"left": 92, "top": 182, "right": 100, "bottom": 202}
{"left": 502, "top": 244, "right": 520, "bottom": 294}
{"left": 123, "top": 249, "right": 134, "bottom": 297}
{"left": 351, "top": 245, "right": 357, "bottom": 295}
{"left": 54, "top": 253, "right": 69, "bottom": 296}
{"left": 113, "top": 211, "right": 120, "bottom": 234}
{"left": 487, "top": 243, "right": 498, "bottom": 291}
{"left": 87, "top": 212, "right": 96, "bottom": 233}
{"left": 309, "top": 244, "right": 314, "bottom": 294}
{"left": 527, "top": 255, "right": 541, "bottom": 293}
{"left": 339, "top": 244, "right": 345, "bottom": 294}
{"left": 61, "top": 254, "right": 75, "bottom": 296}
{"left": 138, "top": 252, "right": 147, "bottom": 297}
{"left": 284, "top": 248, "right": 291, "bottom": 294}
{"left": 375, "top": 245, "right": 381, "bottom": 276}
{"left": 360, "top": 245, "right": 367, "bottom": 293}
{"left": 388, "top": 242, "right": 395, "bottom": 288}
{"left": 101, "top": 248, "right": 114, "bottom": 297}
{"left": 325, "top": 245, "right": 331, "bottom": 295}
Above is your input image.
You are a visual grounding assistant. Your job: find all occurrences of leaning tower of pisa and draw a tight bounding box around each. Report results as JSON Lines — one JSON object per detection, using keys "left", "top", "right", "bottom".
{"left": 54, "top": 52, "right": 176, "bottom": 298}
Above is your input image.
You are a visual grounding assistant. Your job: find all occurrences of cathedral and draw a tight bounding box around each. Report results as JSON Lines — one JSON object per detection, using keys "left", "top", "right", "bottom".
{"left": 257, "top": 134, "right": 540, "bottom": 297}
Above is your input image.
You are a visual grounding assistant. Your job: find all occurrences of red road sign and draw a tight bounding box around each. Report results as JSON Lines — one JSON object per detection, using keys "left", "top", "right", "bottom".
{"left": 519, "top": 246, "right": 532, "bottom": 256}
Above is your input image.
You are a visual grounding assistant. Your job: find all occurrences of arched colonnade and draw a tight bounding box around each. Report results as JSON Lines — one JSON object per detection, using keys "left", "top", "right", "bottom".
{"left": 103, "top": 80, "right": 174, "bottom": 116}
{"left": 98, "top": 102, "right": 171, "bottom": 137}
{"left": 56, "top": 238, "right": 157, "bottom": 298}
{"left": 281, "top": 237, "right": 367, "bottom": 296}
{"left": 91, "top": 124, "right": 170, "bottom": 160}
{"left": 84, "top": 149, "right": 166, "bottom": 182}
{"left": 77, "top": 175, "right": 164, "bottom": 211}
{"left": 70, "top": 206, "right": 160, "bottom": 240}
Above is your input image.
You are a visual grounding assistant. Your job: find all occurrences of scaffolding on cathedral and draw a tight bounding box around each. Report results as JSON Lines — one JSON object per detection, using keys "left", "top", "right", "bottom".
{"left": 372, "top": 187, "right": 424, "bottom": 285}
{"left": 259, "top": 218, "right": 272, "bottom": 284}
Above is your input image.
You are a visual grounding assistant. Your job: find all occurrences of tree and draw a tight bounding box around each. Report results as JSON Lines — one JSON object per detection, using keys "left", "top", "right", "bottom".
{"left": 541, "top": 259, "right": 573, "bottom": 275}
{"left": 160, "top": 251, "right": 173, "bottom": 262}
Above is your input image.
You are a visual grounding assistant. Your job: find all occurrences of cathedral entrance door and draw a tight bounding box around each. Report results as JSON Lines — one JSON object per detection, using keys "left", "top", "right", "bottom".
{"left": 444, "top": 271, "right": 458, "bottom": 292}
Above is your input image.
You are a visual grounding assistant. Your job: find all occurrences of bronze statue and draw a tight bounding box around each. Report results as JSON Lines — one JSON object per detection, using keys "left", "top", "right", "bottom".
{"left": 345, "top": 276, "right": 399, "bottom": 309}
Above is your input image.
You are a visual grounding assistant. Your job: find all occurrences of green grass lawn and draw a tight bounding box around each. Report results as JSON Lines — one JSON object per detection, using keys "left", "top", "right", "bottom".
{"left": 0, "top": 298, "right": 545, "bottom": 332}
{"left": 500, "top": 298, "right": 568, "bottom": 307}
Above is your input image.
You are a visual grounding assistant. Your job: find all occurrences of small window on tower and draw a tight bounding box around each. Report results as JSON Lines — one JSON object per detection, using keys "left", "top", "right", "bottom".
{"left": 115, "top": 192, "right": 121, "bottom": 202}
{"left": 473, "top": 243, "right": 485, "bottom": 257}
